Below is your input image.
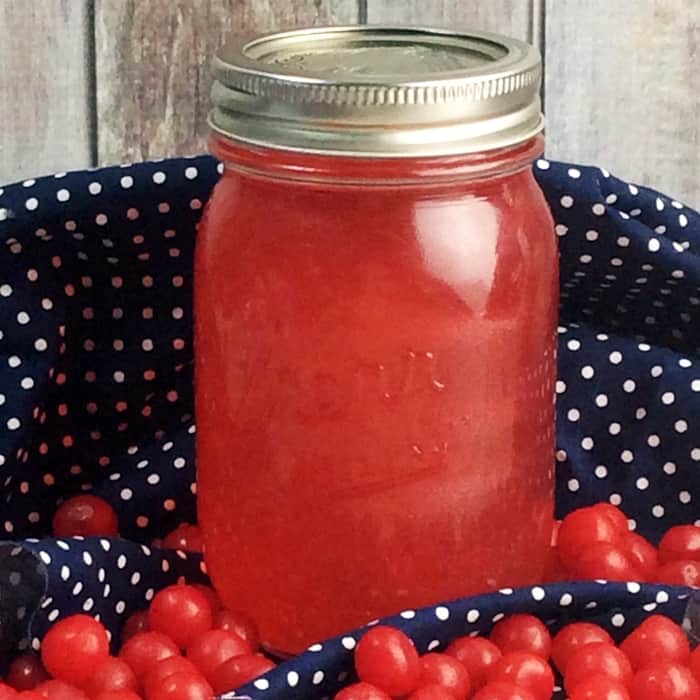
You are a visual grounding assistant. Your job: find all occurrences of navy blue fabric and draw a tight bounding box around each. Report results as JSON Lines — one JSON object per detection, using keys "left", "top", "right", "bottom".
{"left": 0, "top": 157, "right": 697, "bottom": 698}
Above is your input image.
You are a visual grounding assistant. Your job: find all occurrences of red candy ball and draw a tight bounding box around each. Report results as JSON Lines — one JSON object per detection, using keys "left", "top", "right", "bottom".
{"left": 656, "top": 560, "right": 700, "bottom": 587}
{"left": 564, "top": 643, "right": 633, "bottom": 694}
{"left": 445, "top": 637, "right": 502, "bottom": 691}
{"left": 355, "top": 626, "right": 420, "bottom": 698}
{"left": 121, "top": 611, "right": 149, "bottom": 642}
{"left": 631, "top": 661, "right": 700, "bottom": 700}
{"left": 6, "top": 654, "right": 49, "bottom": 691}
{"left": 407, "top": 685, "right": 456, "bottom": 700}
{"left": 81, "top": 657, "right": 138, "bottom": 696}
{"left": 143, "top": 656, "right": 200, "bottom": 699}
{"left": 148, "top": 584, "right": 213, "bottom": 650}
{"left": 619, "top": 532, "right": 658, "bottom": 580}
{"left": 569, "top": 674, "right": 631, "bottom": 700}
{"left": 417, "top": 653, "right": 471, "bottom": 700}
{"left": 118, "top": 631, "right": 179, "bottom": 681}
{"left": 162, "top": 524, "right": 204, "bottom": 553}
{"left": 334, "top": 683, "right": 392, "bottom": 700}
{"left": 487, "top": 651, "right": 554, "bottom": 700}
{"left": 40, "top": 615, "right": 110, "bottom": 686}
{"left": 551, "top": 622, "right": 614, "bottom": 674}
{"left": 93, "top": 693, "right": 142, "bottom": 700}
{"left": 592, "top": 504, "right": 629, "bottom": 533}
{"left": 213, "top": 609, "right": 260, "bottom": 650}
{"left": 35, "top": 680, "right": 90, "bottom": 700}
{"left": 146, "top": 671, "right": 214, "bottom": 700}
{"left": 489, "top": 614, "right": 552, "bottom": 659}
{"left": 52, "top": 495, "right": 119, "bottom": 537}
{"left": 658, "top": 525, "right": 700, "bottom": 564}
{"left": 186, "top": 629, "right": 252, "bottom": 681}
{"left": 472, "top": 681, "right": 538, "bottom": 700}
{"left": 558, "top": 507, "right": 621, "bottom": 568}
{"left": 568, "top": 542, "right": 642, "bottom": 581}
{"left": 620, "top": 615, "right": 690, "bottom": 671}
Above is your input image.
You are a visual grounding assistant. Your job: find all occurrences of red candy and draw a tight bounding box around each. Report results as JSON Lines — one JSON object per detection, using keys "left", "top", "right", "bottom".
{"left": 558, "top": 507, "right": 621, "bottom": 569}
{"left": 487, "top": 651, "right": 554, "bottom": 700}
{"left": 213, "top": 609, "right": 260, "bottom": 650}
{"left": 592, "top": 504, "right": 630, "bottom": 533}
{"left": 619, "top": 532, "right": 658, "bottom": 579}
{"left": 551, "top": 622, "right": 614, "bottom": 674}
{"left": 0, "top": 685, "right": 17, "bottom": 700}
{"left": 569, "top": 674, "right": 631, "bottom": 700}
{"left": 6, "top": 654, "right": 49, "bottom": 691}
{"left": 564, "top": 643, "right": 633, "bottom": 694}
{"left": 40, "top": 615, "right": 110, "bottom": 686}
{"left": 445, "top": 637, "right": 502, "bottom": 691}
{"left": 631, "top": 661, "right": 700, "bottom": 700}
{"left": 620, "top": 614, "right": 690, "bottom": 671}
{"left": 489, "top": 614, "right": 552, "bottom": 659}
{"left": 119, "top": 631, "right": 179, "bottom": 681}
{"left": 658, "top": 525, "right": 700, "bottom": 564}
{"left": 121, "top": 611, "right": 149, "bottom": 642}
{"left": 568, "top": 542, "right": 642, "bottom": 582}
{"left": 145, "top": 671, "right": 213, "bottom": 700}
{"left": 93, "top": 693, "right": 142, "bottom": 700}
{"left": 52, "top": 495, "right": 119, "bottom": 537}
{"left": 186, "top": 629, "right": 252, "bottom": 681}
{"left": 208, "top": 654, "right": 276, "bottom": 695}
{"left": 148, "top": 584, "right": 213, "bottom": 649}
{"left": 81, "top": 657, "right": 138, "bottom": 696}
{"left": 143, "top": 656, "right": 201, "bottom": 699}
{"left": 334, "top": 683, "right": 392, "bottom": 700}
{"left": 472, "top": 682, "right": 538, "bottom": 700}
{"left": 35, "top": 680, "right": 90, "bottom": 700}
{"left": 355, "top": 626, "right": 420, "bottom": 698}
{"left": 656, "top": 560, "right": 700, "bottom": 587}
{"left": 407, "top": 685, "right": 456, "bottom": 700}
{"left": 417, "top": 653, "right": 471, "bottom": 700}
{"left": 162, "top": 523, "right": 204, "bottom": 553}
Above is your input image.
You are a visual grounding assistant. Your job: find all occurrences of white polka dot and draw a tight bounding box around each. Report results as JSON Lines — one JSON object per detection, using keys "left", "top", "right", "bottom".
{"left": 536, "top": 159, "right": 550, "bottom": 170}
{"left": 650, "top": 365, "right": 664, "bottom": 378}
{"left": 623, "top": 379, "right": 636, "bottom": 393}
{"left": 56, "top": 189, "right": 70, "bottom": 202}
{"left": 39, "top": 551, "right": 51, "bottom": 565}
{"left": 567, "top": 167, "right": 581, "bottom": 179}
{"left": 88, "top": 182, "right": 102, "bottom": 195}
{"left": 609, "top": 351, "right": 623, "bottom": 365}
{"left": 466, "top": 609, "right": 480, "bottom": 623}
{"left": 531, "top": 587, "right": 546, "bottom": 601}
{"left": 627, "top": 582, "right": 641, "bottom": 594}
{"left": 560, "top": 195, "right": 574, "bottom": 208}
{"left": 691, "top": 448, "right": 700, "bottom": 461}
{"left": 95, "top": 213, "right": 108, "bottom": 225}
{"left": 435, "top": 606, "right": 450, "bottom": 621}
{"left": 567, "top": 408, "right": 580, "bottom": 422}
{"left": 679, "top": 491, "right": 692, "bottom": 504}
{"left": 679, "top": 214, "right": 689, "bottom": 227}
{"left": 120, "top": 176, "right": 134, "bottom": 189}
{"left": 152, "top": 171, "right": 167, "bottom": 184}
{"left": 556, "top": 380, "right": 567, "bottom": 394}
{"left": 579, "top": 254, "right": 592, "bottom": 264}
{"left": 663, "top": 462, "right": 677, "bottom": 475}
{"left": 567, "top": 339, "right": 581, "bottom": 351}
{"left": 34, "top": 338, "right": 48, "bottom": 351}
{"left": 674, "top": 420, "right": 688, "bottom": 433}
{"left": 0, "top": 284, "right": 12, "bottom": 297}
{"left": 581, "top": 437, "right": 594, "bottom": 450}
{"left": 120, "top": 488, "right": 133, "bottom": 501}
{"left": 592, "top": 203, "right": 606, "bottom": 215}
{"left": 636, "top": 477, "right": 649, "bottom": 490}
{"left": 647, "top": 434, "right": 661, "bottom": 447}
{"left": 581, "top": 366, "right": 595, "bottom": 379}
{"left": 82, "top": 551, "right": 93, "bottom": 565}
{"left": 287, "top": 671, "right": 299, "bottom": 687}
{"left": 7, "top": 418, "right": 20, "bottom": 430}
{"left": 185, "top": 166, "right": 199, "bottom": 179}
{"left": 661, "top": 392, "right": 675, "bottom": 405}
{"left": 611, "top": 613, "right": 625, "bottom": 628}
{"left": 341, "top": 636, "right": 356, "bottom": 650}
{"left": 652, "top": 505, "right": 665, "bottom": 518}
{"left": 253, "top": 679, "right": 270, "bottom": 690}
{"left": 568, "top": 478, "right": 580, "bottom": 492}
{"left": 594, "top": 465, "right": 608, "bottom": 478}
{"left": 595, "top": 394, "right": 609, "bottom": 408}
{"left": 648, "top": 238, "right": 661, "bottom": 252}
{"left": 25, "top": 198, "right": 39, "bottom": 210}
{"left": 82, "top": 598, "right": 94, "bottom": 612}
{"left": 555, "top": 224, "right": 568, "bottom": 237}
{"left": 621, "top": 450, "right": 634, "bottom": 463}
{"left": 117, "top": 554, "right": 127, "bottom": 569}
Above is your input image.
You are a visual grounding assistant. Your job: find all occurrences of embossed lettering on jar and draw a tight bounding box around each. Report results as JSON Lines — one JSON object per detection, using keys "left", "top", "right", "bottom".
{"left": 196, "top": 26, "right": 559, "bottom": 653}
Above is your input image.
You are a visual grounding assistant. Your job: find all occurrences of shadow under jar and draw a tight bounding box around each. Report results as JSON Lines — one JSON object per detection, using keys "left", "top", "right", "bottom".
{"left": 196, "top": 26, "right": 559, "bottom": 654}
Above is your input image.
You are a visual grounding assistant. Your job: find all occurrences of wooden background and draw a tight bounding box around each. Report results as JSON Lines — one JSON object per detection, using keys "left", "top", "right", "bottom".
{"left": 1, "top": 0, "right": 698, "bottom": 205}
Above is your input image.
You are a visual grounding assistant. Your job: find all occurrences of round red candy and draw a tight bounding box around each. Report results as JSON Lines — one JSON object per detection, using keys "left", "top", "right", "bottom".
{"left": 35, "top": 680, "right": 90, "bottom": 700}
{"left": 619, "top": 531, "right": 658, "bottom": 580}
{"left": 631, "top": 661, "right": 700, "bottom": 700}
{"left": 81, "top": 657, "right": 138, "bottom": 696}
{"left": 333, "top": 683, "right": 392, "bottom": 700}
{"left": 119, "top": 631, "right": 179, "bottom": 681}
{"left": 162, "top": 523, "right": 204, "bottom": 552}
{"left": 121, "top": 611, "right": 149, "bottom": 642}
{"left": 146, "top": 671, "right": 213, "bottom": 700}
{"left": 0, "top": 684, "right": 17, "bottom": 700}
{"left": 40, "top": 615, "right": 110, "bottom": 686}
{"left": 355, "top": 626, "right": 420, "bottom": 698}
{"left": 6, "top": 654, "right": 49, "bottom": 691}
{"left": 656, "top": 560, "right": 700, "bottom": 587}
{"left": 568, "top": 542, "right": 642, "bottom": 581}
{"left": 620, "top": 614, "right": 690, "bottom": 671}
{"left": 418, "top": 653, "right": 471, "bottom": 700}
{"left": 17, "top": 693, "right": 44, "bottom": 700}
{"left": 143, "top": 656, "right": 201, "bottom": 699}
{"left": 558, "top": 507, "right": 621, "bottom": 569}
{"left": 93, "top": 693, "right": 142, "bottom": 700}
{"left": 489, "top": 614, "right": 552, "bottom": 659}
{"left": 192, "top": 585, "right": 222, "bottom": 613}
{"left": 186, "top": 629, "right": 252, "bottom": 681}
{"left": 148, "top": 584, "right": 213, "bottom": 649}
{"left": 569, "top": 674, "right": 631, "bottom": 700}
{"left": 209, "top": 654, "right": 276, "bottom": 695}
{"left": 487, "top": 651, "right": 554, "bottom": 700}
{"left": 592, "top": 504, "right": 629, "bottom": 533}
{"left": 407, "top": 685, "right": 456, "bottom": 700}
{"left": 564, "top": 643, "right": 633, "bottom": 694}
{"left": 52, "top": 495, "right": 119, "bottom": 537}
{"left": 658, "top": 525, "right": 700, "bottom": 564}
{"left": 445, "top": 636, "right": 502, "bottom": 690}
{"left": 472, "top": 681, "right": 538, "bottom": 700}
{"left": 551, "top": 622, "right": 614, "bottom": 674}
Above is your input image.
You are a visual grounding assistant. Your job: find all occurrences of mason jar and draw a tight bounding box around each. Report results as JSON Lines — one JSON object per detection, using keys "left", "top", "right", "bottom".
{"left": 196, "top": 26, "right": 558, "bottom": 653}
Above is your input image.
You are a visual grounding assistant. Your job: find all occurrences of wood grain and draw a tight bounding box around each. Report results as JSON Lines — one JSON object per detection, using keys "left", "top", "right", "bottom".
{"left": 366, "top": 0, "right": 533, "bottom": 42}
{"left": 0, "top": 0, "right": 92, "bottom": 183}
{"left": 545, "top": 0, "right": 700, "bottom": 206}
{"left": 95, "top": 0, "right": 360, "bottom": 165}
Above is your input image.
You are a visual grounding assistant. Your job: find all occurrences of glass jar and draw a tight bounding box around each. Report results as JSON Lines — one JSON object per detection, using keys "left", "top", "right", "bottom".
{"left": 196, "top": 26, "right": 558, "bottom": 654}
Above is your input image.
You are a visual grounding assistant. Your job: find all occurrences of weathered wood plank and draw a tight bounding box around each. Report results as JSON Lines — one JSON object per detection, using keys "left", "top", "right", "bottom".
{"left": 366, "top": 1, "right": 532, "bottom": 42}
{"left": 0, "top": 0, "right": 92, "bottom": 183}
{"left": 545, "top": 0, "right": 700, "bottom": 206}
{"left": 95, "top": 0, "right": 360, "bottom": 165}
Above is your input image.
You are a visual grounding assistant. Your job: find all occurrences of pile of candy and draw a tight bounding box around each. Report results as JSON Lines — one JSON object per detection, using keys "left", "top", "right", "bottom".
{"left": 0, "top": 496, "right": 698, "bottom": 699}
{"left": 336, "top": 615, "right": 700, "bottom": 700}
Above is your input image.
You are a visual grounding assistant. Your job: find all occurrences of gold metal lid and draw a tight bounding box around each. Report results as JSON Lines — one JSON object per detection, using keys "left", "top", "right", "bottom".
{"left": 210, "top": 25, "right": 543, "bottom": 157}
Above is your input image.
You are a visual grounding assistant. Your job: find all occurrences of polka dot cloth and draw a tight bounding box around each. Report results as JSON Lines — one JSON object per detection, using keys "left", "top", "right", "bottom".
{"left": 0, "top": 157, "right": 698, "bottom": 699}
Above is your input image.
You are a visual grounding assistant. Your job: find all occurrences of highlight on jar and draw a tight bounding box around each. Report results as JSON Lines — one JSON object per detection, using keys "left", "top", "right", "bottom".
{"left": 0, "top": 19, "right": 699, "bottom": 700}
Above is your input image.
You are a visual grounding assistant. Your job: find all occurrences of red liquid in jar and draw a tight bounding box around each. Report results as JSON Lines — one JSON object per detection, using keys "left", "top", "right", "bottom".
{"left": 196, "top": 137, "right": 558, "bottom": 653}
